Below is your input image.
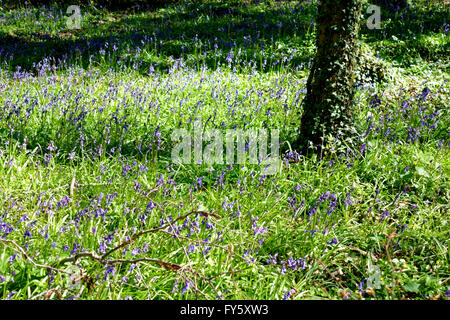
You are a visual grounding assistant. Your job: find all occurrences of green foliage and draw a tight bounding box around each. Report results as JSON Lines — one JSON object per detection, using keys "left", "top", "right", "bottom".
{"left": 355, "top": 43, "right": 388, "bottom": 84}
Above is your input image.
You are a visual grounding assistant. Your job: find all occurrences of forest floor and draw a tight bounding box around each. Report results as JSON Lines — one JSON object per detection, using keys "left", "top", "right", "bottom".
{"left": 0, "top": 0, "right": 448, "bottom": 300}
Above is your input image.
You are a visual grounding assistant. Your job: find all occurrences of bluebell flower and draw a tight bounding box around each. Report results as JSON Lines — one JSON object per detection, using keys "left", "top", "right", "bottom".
{"left": 380, "top": 210, "right": 389, "bottom": 222}
{"left": 8, "top": 253, "right": 17, "bottom": 264}
{"left": 181, "top": 281, "right": 190, "bottom": 294}
{"left": 104, "top": 265, "right": 116, "bottom": 281}
{"left": 283, "top": 290, "right": 291, "bottom": 300}
{"left": 267, "top": 253, "right": 278, "bottom": 265}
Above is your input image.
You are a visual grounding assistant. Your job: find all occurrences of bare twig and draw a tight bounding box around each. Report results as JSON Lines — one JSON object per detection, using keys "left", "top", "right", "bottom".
{"left": 1, "top": 185, "right": 236, "bottom": 300}
{"left": 0, "top": 238, "right": 70, "bottom": 274}
{"left": 54, "top": 251, "right": 100, "bottom": 266}
{"left": 384, "top": 232, "right": 396, "bottom": 299}
{"left": 317, "top": 259, "right": 346, "bottom": 291}
{"left": 158, "top": 230, "right": 247, "bottom": 262}
{"left": 100, "top": 209, "right": 217, "bottom": 260}
{"left": 348, "top": 245, "right": 378, "bottom": 262}
{"left": 29, "top": 288, "right": 62, "bottom": 300}
{"left": 144, "top": 193, "right": 199, "bottom": 298}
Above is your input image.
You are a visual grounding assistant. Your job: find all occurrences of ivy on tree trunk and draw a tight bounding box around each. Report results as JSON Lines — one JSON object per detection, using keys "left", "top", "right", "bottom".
{"left": 299, "top": 0, "right": 363, "bottom": 155}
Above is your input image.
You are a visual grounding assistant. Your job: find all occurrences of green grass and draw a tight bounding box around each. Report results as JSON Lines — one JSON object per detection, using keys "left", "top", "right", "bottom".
{"left": 0, "top": 0, "right": 448, "bottom": 300}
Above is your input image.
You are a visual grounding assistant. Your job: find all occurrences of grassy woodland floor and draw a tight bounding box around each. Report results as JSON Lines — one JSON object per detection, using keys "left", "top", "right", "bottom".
{"left": 0, "top": 0, "right": 448, "bottom": 300}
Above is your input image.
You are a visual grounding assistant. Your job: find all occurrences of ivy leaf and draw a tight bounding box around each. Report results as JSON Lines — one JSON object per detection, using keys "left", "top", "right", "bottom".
{"left": 403, "top": 280, "right": 421, "bottom": 293}
{"left": 415, "top": 166, "right": 429, "bottom": 177}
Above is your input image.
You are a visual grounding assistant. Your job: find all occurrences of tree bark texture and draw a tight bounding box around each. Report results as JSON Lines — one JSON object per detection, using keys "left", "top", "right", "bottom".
{"left": 299, "top": 0, "right": 363, "bottom": 154}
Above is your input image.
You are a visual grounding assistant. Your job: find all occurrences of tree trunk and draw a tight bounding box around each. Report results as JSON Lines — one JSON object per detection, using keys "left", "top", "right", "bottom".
{"left": 299, "top": 0, "right": 362, "bottom": 154}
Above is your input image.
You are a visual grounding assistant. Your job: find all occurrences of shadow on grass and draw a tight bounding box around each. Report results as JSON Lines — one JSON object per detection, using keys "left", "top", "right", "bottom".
{"left": 360, "top": 2, "right": 449, "bottom": 63}
{"left": 1, "top": 1, "right": 317, "bottom": 75}
{"left": 1, "top": 1, "right": 447, "bottom": 76}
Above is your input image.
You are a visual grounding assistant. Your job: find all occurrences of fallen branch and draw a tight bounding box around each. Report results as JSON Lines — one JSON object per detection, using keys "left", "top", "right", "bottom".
{"left": 0, "top": 238, "right": 70, "bottom": 274}
{"left": 100, "top": 209, "right": 219, "bottom": 261}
